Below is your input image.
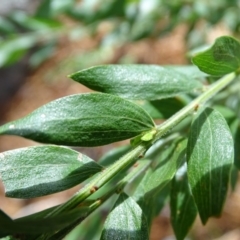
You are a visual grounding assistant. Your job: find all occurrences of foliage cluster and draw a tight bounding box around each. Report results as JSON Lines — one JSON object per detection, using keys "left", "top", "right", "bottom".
{"left": 0, "top": 35, "right": 240, "bottom": 239}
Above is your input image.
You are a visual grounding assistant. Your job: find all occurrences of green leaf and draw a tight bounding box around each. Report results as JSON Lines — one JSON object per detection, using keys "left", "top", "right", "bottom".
{"left": 192, "top": 36, "right": 240, "bottom": 76}
{"left": 0, "top": 207, "right": 89, "bottom": 236}
{"left": 230, "top": 165, "right": 239, "bottom": 191}
{"left": 166, "top": 65, "right": 209, "bottom": 80}
{"left": 0, "top": 145, "right": 103, "bottom": 198}
{"left": 100, "top": 192, "right": 149, "bottom": 240}
{"left": 170, "top": 166, "right": 197, "bottom": 240}
{"left": 68, "top": 0, "right": 125, "bottom": 24}
{"left": 0, "top": 93, "right": 154, "bottom": 146}
{"left": 133, "top": 138, "right": 187, "bottom": 224}
{"left": 136, "top": 97, "right": 187, "bottom": 119}
{"left": 35, "top": 0, "right": 74, "bottom": 18}
{"left": 0, "top": 16, "right": 17, "bottom": 34}
{"left": 35, "top": 0, "right": 52, "bottom": 18}
{"left": 135, "top": 176, "right": 170, "bottom": 226}
{"left": 135, "top": 138, "right": 187, "bottom": 198}
{"left": 64, "top": 207, "right": 103, "bottom": 240}
{"left": 213, "top": 105, "right": 236, "bottom": 122}
{"left": 10, "top": 11, "right": 61, "bottom": 31}
{"left": 14, "top": 205, "right": 59, "bottom": 222}
{"left": 187, "top": 107, "right": 234, "bottom": 224}
{"left": 69, "top": 65, "right": 202, "bottom": 100}
{"left": 0, "top": 210, "right": 13, "bottom": 238}
{"left": 230, "top": 118, "right": 240, "bottom": 169}
{"left": 98, "top": 145, "right": 131, "bottom": 167}
{"left": 0, "top": 35, "right": 37, "bottom": 67}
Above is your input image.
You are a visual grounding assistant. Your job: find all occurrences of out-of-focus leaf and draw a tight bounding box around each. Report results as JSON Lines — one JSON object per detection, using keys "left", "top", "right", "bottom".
{"left": 0, "top": 207, "right": 89, "bottom": 236}
{"left": 130, "top": 17, "right": 155, "bottom": 41}
{"left": 230, "top": 165, "right": 239, "bottom": 191}
{"left": 136, "top": 97, "right": 186, "bottom": 119}
{"left": 100, "top": 192, "right": 149, "bottom": 240}
{"left": 170, "top": 165, "right": 197, "bottom": 240}
{"left": 35, "top": 0, "right": 74, "bottom": 19}
{"left": 229, "top": 118, "right": 240, "bottom": 169}
{"left": 135, "top": 174, "right": 170, "bottom": 226}
{"left": 226, "top": 93, "right": 240, "bottom": 120}
{"left": 0, "top": 35, "right": 37, "bottom": 67}
{"left": 0, "top": 93, "right": 154, "bottom": 146}
{"left": 99, "top": 145, "right": 131, "bottom": 166}
{"left": 64, "top": 208, "right": 103, "bottom": 240}
{"left": 67, "top": 0, "right": 125, "bottom": 24}
{"left": 192, "top": 36, "right": 240, "bottom": 76}
{"left": 29, "top": 41, "right": 56, "bottom": 68}
{"left": 0, "top": 16, "right": 17, "bottom": 34}
{"left": 65, "top": 194, "right": 116, "bottom": 240}
{"left": 35, "top": 0, "right": 52, "bottom": 18}
{"left": 0, "top": 145, "right": 103, "bottom": 198}
{"left": 134, "top": 138, "right": 187, "bottom": 224}
{"left": 0, "top": 237, "right": 17, "bottom": 240}
{"left": 166, "top": 65, "right": 209, "bottom": 80}
{"left": 14, "top": 205, "right": 59, "bottom": 222}
{"left": 223, "top": 8, "right": 240, "bottom": 31}
{"left": 10, "top": 11, "right": 61, "bottom": 31}
{"left": 69, "top": 65, "right": 202, "bottom": 100}
{"left": 50, "top": 0, "right": 75, "bottom": 16}
{"left": 213, "top": 105, "right": 236, "bottom": 122}
{"left": 187, "top": 107, "right": 234, "bottom": 224}
{"left": 135, "top": 138, "right": 187, "bottom": 197}
{"left": 0, "top": 210, "right": 13, "bottom": 238}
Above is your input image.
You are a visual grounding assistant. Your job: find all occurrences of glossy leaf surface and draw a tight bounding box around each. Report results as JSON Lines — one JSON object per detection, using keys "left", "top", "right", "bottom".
{"left": 187, "top": 107, "right": 234, "bottom": 224}
{"left": 192, "top": 36, "right": 240, "bottom": 76}
{"left": 170, "top": 167, "right": 197, "bottom": 240}
{"left": 70, "top": 65, "right": 202, "bottom": 100}
{"left": 0, "top": 93, "right": 154, "bottom": 146}
{"left": 0, "top": 145, "right": 103, "bottom": 198}
{"left": 101, "top": 192, "right": 149, "bottom": 240}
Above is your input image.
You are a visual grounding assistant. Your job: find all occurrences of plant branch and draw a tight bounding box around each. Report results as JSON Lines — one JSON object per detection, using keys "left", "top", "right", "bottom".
{"left": 46, "top": 143, "right": 151, "bottom": 218}
{"left": 154, "top": 72, "right": 237, "bottom": 141}
{"left": 39, "top": 160, "right": 151, "bottom": 240}
{"left": 45, "top": 72, "right": 237, "bottom": 221}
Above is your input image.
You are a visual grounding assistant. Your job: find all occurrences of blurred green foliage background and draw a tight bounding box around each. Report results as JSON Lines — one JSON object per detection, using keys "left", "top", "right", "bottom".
{"left": 1, "top": 0, "right": 240, "bottom": 69}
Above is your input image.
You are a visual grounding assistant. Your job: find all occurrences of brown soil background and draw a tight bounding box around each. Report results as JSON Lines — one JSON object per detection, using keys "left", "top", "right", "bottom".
{"left": 1, "top": 22, "right": 240, "bottom": 240}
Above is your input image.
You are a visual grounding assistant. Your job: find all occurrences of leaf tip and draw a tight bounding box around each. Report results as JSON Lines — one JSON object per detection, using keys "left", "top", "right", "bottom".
{"left": 199, "top": 215, "right": 209, "bottom": 225}
{"left": 67, "top": 73, "right": 74, "bottom": 79}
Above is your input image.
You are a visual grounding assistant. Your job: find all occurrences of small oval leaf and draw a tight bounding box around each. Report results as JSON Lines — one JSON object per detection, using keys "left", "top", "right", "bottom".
{"left": 187, "top": 107, "right": 234, "bottom": 224}
{"left": 101, "top": 192, "right": 149, "bottom": 240}
{"left": 192, "top": 36, "right": 240, "bottom": 76}
{"left": 0, "top": 93, "right": 154, "bottom": 146}
{"left": 0, "top": 145, "right": 103, "bottom": 198}
{"left": 69, "top": 65, "right": 202, "bottom": 100}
